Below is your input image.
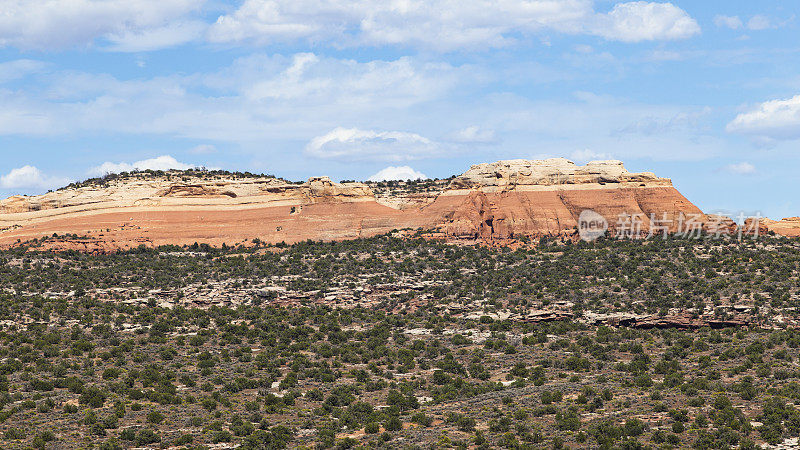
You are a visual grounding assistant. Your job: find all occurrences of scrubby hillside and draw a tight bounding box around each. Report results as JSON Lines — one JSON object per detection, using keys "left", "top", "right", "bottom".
{"left": 0, "top": 234, "right": 799, "bottom": 448}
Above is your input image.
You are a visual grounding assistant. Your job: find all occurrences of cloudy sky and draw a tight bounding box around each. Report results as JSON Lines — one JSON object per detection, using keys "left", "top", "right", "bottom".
{"left": 0, "top": 0, "right": 798, "bottom": 218}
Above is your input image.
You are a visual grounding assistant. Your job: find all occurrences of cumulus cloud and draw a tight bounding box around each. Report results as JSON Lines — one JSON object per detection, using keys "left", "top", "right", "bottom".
{"left": 0, "top": 0, "right": 201, "bottom": 50}
{"left": 368, "top": 166, "right": 428, "bottom": 182}
{"left": 0, "top": 165, "right": 67, "bottom": 190}
{"left": 305, "top": 128, "right": 442, "bottom": 162}
{"left": 449, "top": 126, "right": 497, "bottom": 144}
{"left": 209, "top": 0, "right": 699, "bottom": 50}
{"left": 726, "top": 95, "right": 800, "bottom": 141}
{"left": 88, "top": 155, "right": 196, "bottom": 176}
{"left": 592, "top": 2, "right": 700, "bottom": 43}
{"left": 723, "top": 162, "right": 756, "bottom": 175}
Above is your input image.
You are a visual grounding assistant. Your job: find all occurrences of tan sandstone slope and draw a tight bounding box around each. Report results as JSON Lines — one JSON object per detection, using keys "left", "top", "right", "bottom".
{"left": 0, "top": 158, "right": 786, "bottom": 250}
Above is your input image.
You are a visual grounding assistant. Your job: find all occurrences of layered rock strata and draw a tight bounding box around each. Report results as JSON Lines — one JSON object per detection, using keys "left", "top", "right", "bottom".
{"left": 0, "top": 158, "right": 785, "bottom": 250}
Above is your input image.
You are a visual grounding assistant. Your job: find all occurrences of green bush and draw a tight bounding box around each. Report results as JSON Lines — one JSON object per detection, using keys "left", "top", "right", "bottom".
{"left": 146, "top": 410, "right": 164, "bottom": 424}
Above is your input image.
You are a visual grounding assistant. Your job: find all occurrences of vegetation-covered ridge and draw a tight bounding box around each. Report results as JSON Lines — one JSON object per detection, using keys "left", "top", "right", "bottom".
{"left": 52, "top": 168, "right": 448, "bottom": 194}
{"left": 1, "top": 235, "right": 799, "bottom": 448}
{"left": 57, "top": 168, "right": 285, "bottom": 192}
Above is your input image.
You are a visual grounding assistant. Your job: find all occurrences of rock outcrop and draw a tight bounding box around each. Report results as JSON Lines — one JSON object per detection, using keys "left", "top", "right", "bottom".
{"left": 450, "top": 158, "right": 667, "bottom": 190}
{"left": 303, "top": 177, "right": 373, "bottom": 202}
{"left": 762, "top": 217, "right": 800, "bottom": 237}
{"left": 0, "top": 158, "right": 788, "bottom": 250}
{"left": 616, "top": 314, "right": 750, "bottom": 329}
{"left": 428, "top": 158, "right": 705, "bottom": 241}
{"left": 0, "top": 174, "right": 374, "bottom": 216}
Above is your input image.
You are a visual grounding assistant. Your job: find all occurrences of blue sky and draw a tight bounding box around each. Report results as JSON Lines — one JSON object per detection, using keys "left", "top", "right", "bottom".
{"left": 0, "top": 0, "right": 798, "bottom": 219}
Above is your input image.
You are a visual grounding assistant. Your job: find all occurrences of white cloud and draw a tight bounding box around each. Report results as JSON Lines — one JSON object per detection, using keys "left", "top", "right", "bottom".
{"left": 0, "top": 59, "right": 48, "bottom": 84}
{"left": 88, "top": 155, "right": 196, "bottom": 176}
{"left": 726, "top": 95, "right": 800, "bottom": 140}
{"left": 714, "top": 15, "right": 743, "bottom": 30}
{"left": 723, "top": 162, "right": 756, "bottom": 175}
{"left": 368, "top": 166, "right": 428, "bottom": 182}
{"left": 0, "top": 0, "right": 201, "bottom": 50}
{"left": 208, "top": 0, "right": 592, "bottom": 50}
{"left": 592, "top": 2, "right": 700, "bottom": 43}
{"left": 646, "top": 50, "right": 684, "bottom": 61}
{"left": 188, "top": 144, "right": 217, "bottom": 154}
{"left": 488, "top": 92, "right": 724, "bottom": 162}
{"left": 570, "top": 149, "right": 611, "bottom": 162}
{"left": 714, "top": 14, "right": 778, "bottom": 32}
{"left": 104, "top": 20, "right": 207, "bottom": 52}
{"left": 747, "top": 15, "right": 771, "bottom": 31}
{"left": 209, "top": 0, "right": 699, "bottom": 50}
{"left": 0, "top": 51, "right": 726, "bottom": 166}
{"left": 0, "top": 53, "right": 466, "bottom": 142}
{"left": 617, "top": 107, "right": 712, "bottom": 135}
{"left": 0, "top": 0, "right": 701, "bottom": 52}
{"left": 449, "top": 126, "right": 497, "bottom": 144}
{"left": 0, "top": 165, "right": 67, "bottom": 190}
{"left": 305, "top": 127, "right": 441, "bottom": 162}
{"left": 240, "top": 54, "right": 459, "bottom": 106}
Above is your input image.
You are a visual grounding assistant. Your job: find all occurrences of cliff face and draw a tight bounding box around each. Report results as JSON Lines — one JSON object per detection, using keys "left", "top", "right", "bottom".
{"left": 0, "top": 159, "right": 780, "bottom": 250}
{"left": 428, "top": 158, "right": 692, "bottom": 241}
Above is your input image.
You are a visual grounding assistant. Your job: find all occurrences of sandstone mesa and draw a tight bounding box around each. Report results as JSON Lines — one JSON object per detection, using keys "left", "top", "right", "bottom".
{"left": 0, "top": 158, "right": 795, "bottom": 250}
